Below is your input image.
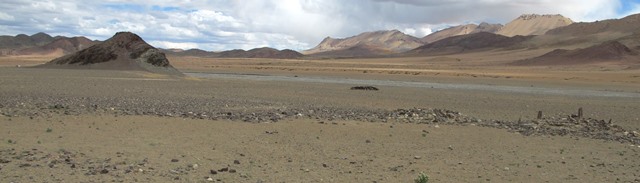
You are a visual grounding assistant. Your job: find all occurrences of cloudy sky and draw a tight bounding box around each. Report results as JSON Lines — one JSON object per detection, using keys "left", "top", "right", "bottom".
{"left": 1, "top": 0, "right": 639, "bottom": 51}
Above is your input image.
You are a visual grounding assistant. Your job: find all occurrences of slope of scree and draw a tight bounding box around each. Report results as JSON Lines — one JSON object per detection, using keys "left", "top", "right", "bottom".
{"left": 38, "top": 32, "right": 181, "bottom": 75}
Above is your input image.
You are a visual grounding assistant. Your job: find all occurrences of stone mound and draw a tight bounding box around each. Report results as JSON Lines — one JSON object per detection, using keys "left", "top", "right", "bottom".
{"left": 38, "top": 32, "right": 181, "bottom": 75}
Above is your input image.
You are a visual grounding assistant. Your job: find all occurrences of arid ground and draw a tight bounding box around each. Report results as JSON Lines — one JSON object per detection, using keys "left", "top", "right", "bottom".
{"left": 1, "top": 55, "right": 639, "bottom": 182}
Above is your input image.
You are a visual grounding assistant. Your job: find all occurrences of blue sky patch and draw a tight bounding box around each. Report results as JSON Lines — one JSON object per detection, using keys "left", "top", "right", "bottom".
{"left": 103, "top": 3, "right": 145, "bottom": 12}
{"left": 620, "top": 0, "right": 640, "bottom": 13}
{"left": 151, "top": 5, "right": 180, "bottom": 12}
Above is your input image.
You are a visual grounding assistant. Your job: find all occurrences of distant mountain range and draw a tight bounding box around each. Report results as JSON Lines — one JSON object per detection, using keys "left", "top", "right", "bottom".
{"left": 162, "top": 47, "right": 303, "bottom": 59}
{"left": 304, "top": 14, "right": 574, "bottom": 57}
{"left": 0, "top": 32, "right": 305, "bottom": 59}
{"left": 0, "top": 33, "right": 99, "bottom": 56}
{"left": 302, "top": 13, "right": 640, "bottom": 66}
{"left": 3, "top": 13, "right": 640, "bottom": 66}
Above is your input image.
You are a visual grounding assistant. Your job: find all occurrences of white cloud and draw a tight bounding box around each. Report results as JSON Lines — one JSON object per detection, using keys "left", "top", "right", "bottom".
{"left": 148, "top": 41, "right": 199, "bottom": 50}
{"left": 0, "top": 12, "right": 15, "bottom": 21}
{"left": 0, "top": 0, "right": 635, "bottom": 51}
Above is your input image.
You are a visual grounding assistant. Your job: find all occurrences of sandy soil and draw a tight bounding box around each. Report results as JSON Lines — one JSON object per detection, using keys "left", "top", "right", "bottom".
{"left": 1, "top": 55, "right": 639, "bottom": 182}
{"left": 1, "top": 115, "right": 639, "bottom": 182}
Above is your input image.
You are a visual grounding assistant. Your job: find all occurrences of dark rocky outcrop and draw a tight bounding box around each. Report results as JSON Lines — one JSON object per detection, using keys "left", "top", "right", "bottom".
{"left": 38, "top": 32, "right": 181, "bottom": 75}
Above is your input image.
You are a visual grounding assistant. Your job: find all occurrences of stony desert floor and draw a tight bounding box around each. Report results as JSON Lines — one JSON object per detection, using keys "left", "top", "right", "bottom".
{"left": 1, "top": 55, "right": 640, "bottom": 182}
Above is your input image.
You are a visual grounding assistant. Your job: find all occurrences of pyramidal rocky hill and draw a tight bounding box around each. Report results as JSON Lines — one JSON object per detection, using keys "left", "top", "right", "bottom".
{"left": 38, "top": 32, "right": 181, "bottom": 75}
{"left": 496, "top": 14, "right": 573, "bottom": 37}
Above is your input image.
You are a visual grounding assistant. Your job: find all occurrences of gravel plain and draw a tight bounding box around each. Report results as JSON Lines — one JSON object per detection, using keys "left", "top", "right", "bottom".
{"left": 1, "top": 67, "right": 639, "bottom": 182}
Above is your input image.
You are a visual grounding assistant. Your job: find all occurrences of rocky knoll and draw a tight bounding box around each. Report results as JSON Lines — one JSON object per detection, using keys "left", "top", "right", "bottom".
{"left": 38, "top": 32, "right": 181, "bottom": 75}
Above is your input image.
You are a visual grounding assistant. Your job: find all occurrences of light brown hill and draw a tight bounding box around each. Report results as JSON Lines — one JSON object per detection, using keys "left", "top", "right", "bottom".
{"left": 497, "top": 14, "right": 573, "bottom": 37}
{"left": 303, "top": 30, "right": 422, "bottom": 55}
{"left": 421, "top": 22, "right": 502, "bottom": 43}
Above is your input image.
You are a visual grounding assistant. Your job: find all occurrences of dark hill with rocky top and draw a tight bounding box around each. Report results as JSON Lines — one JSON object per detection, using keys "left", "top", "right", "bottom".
{"left": 37, "top": 32, "right": 181, "bottom": 75}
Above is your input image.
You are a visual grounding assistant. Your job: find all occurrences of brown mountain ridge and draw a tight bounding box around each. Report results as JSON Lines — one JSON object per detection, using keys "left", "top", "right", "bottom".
{"left": 0, "top": 32, "right": 98, "bottom": 56}
{"left": 163, "top": 47, "right": 303, "bottom": 59}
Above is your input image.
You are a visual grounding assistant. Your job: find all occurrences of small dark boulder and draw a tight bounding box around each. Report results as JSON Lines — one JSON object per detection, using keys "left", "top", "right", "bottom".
{"left": 350, "top": 86, "right": 379, "bottom": 91}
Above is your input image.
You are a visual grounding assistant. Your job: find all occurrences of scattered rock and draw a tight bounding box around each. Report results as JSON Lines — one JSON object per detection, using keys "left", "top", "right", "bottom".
{"left": 171, "top": 159, "right": 179, "bottom": 163}
{"left": 234, "top": 160, "right": 240, "bottom": 164}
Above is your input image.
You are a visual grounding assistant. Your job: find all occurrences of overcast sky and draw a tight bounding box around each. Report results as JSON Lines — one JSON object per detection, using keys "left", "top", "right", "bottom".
{"left": 1, "top": 0, "right": 639, "bottom": 51}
